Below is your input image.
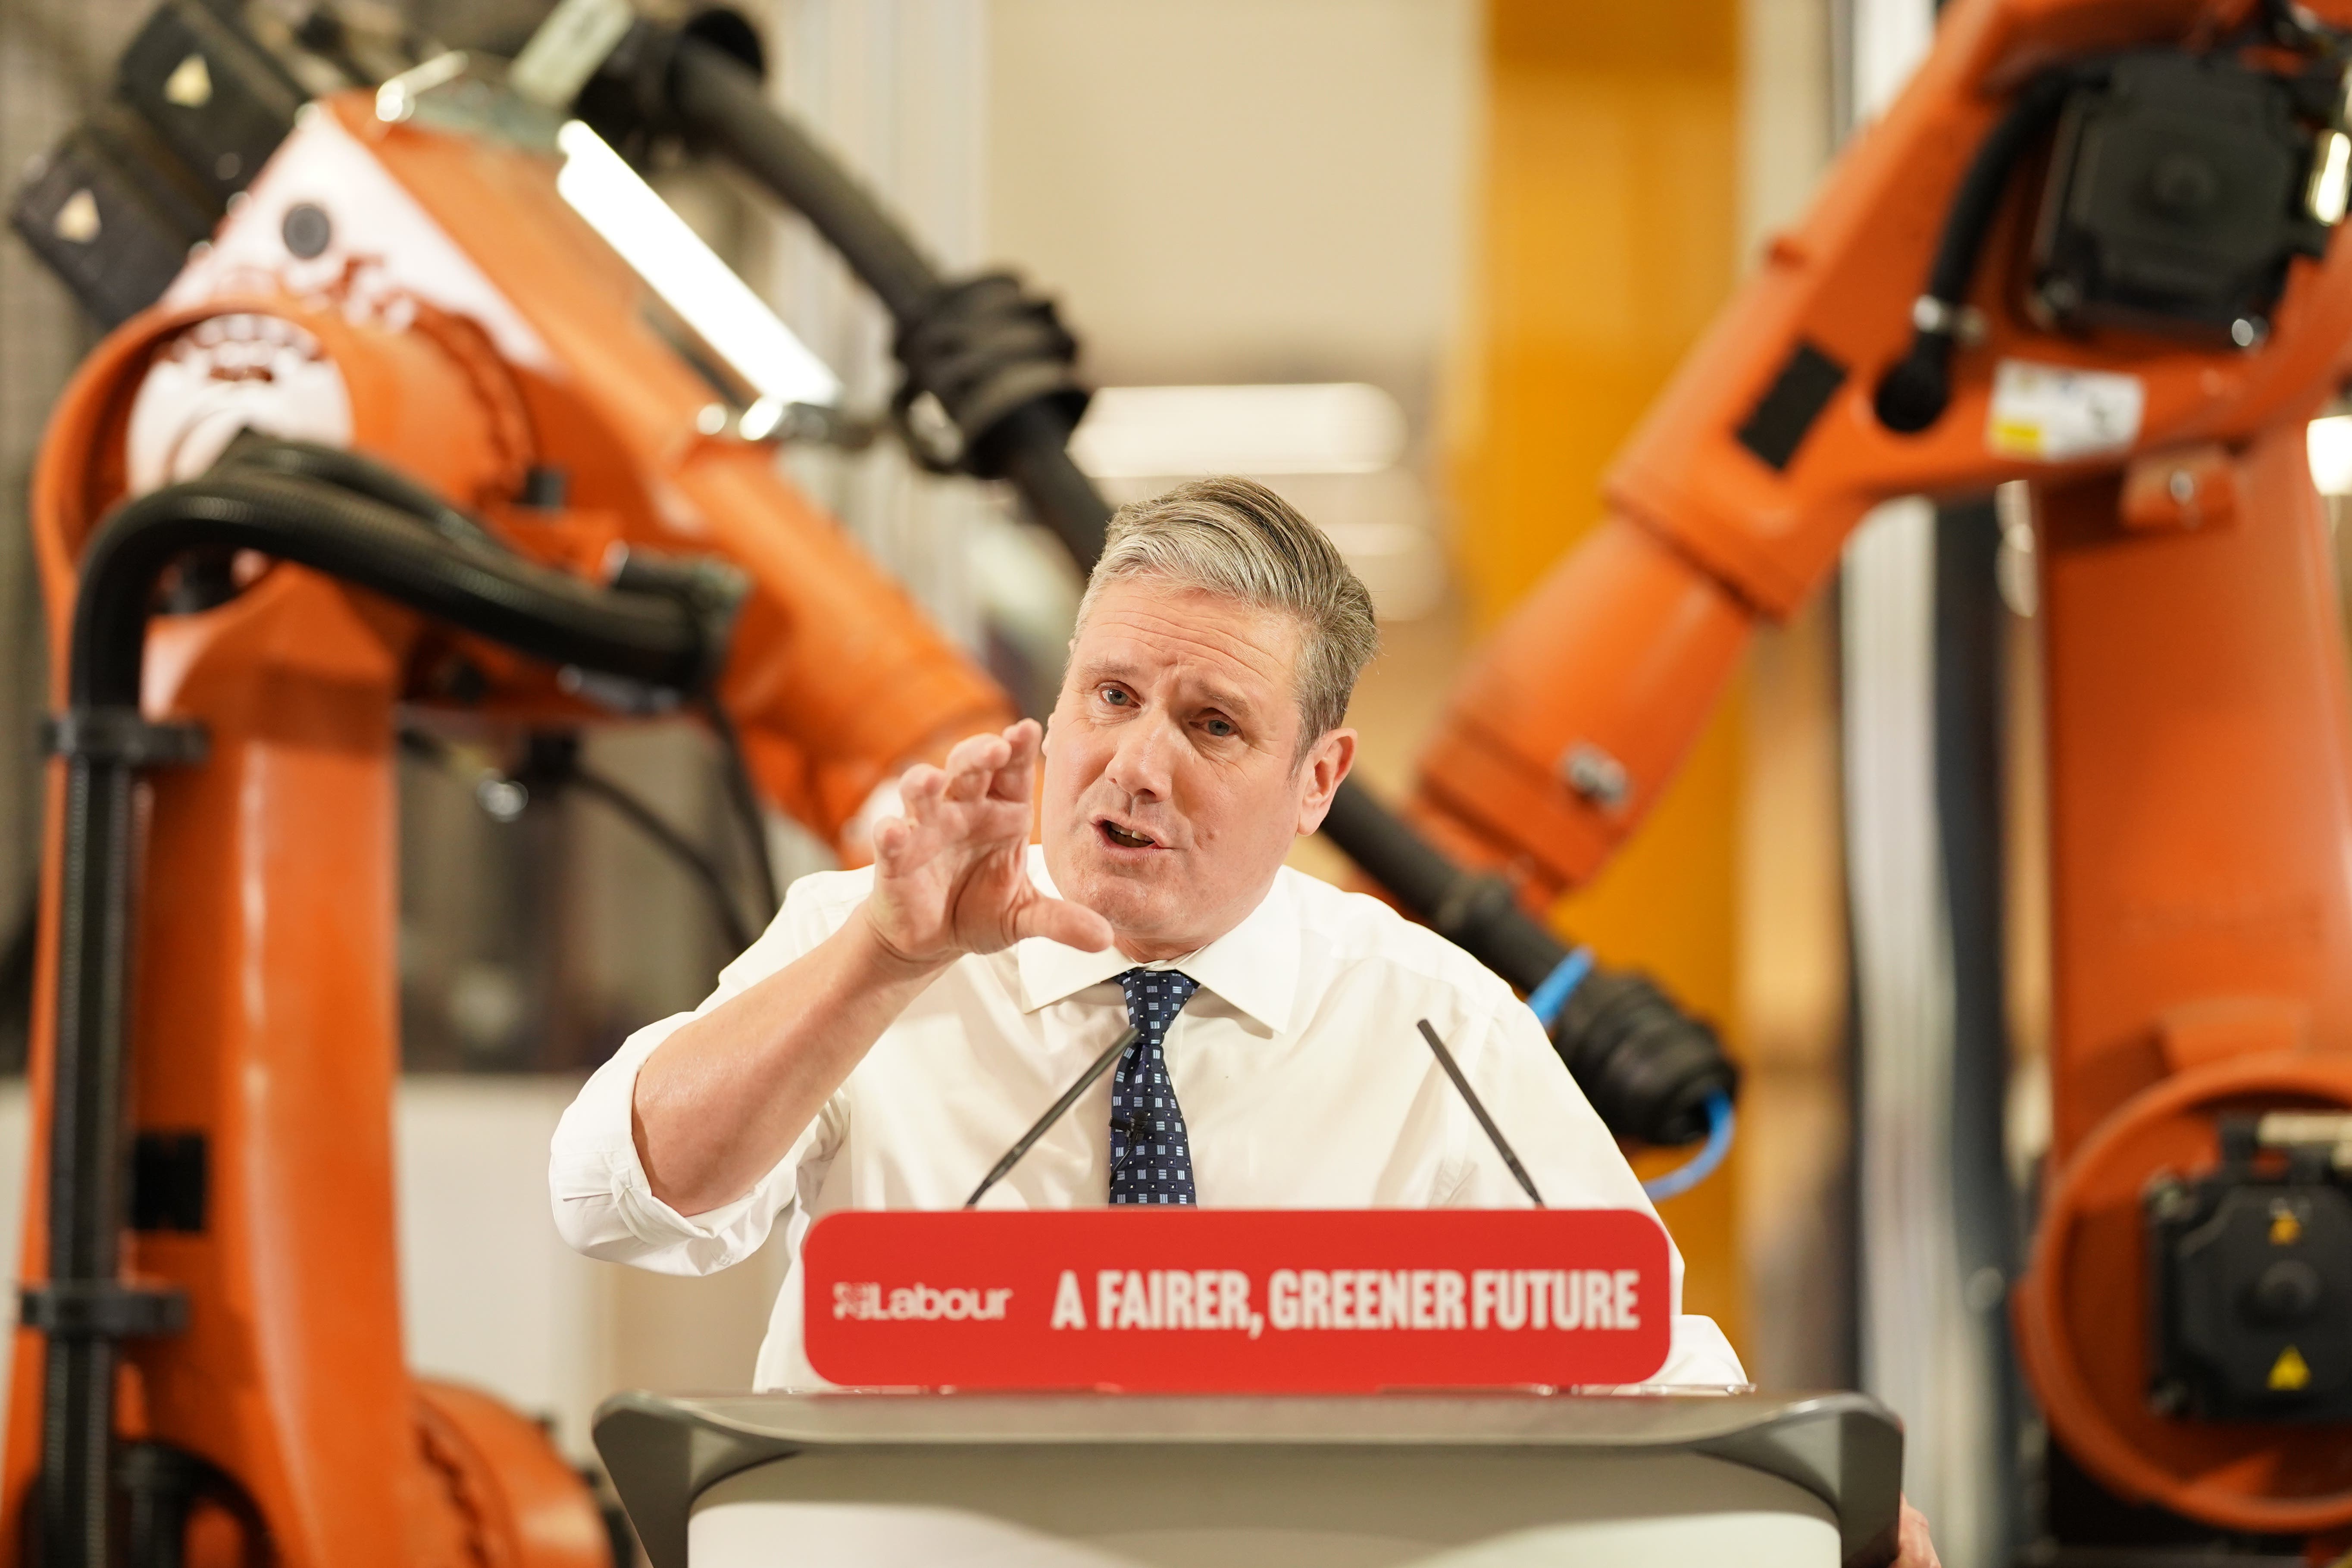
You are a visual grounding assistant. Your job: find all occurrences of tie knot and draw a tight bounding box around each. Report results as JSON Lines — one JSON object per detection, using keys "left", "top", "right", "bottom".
{"left": 1117, "top": 967, "right": 1198, "bottom": 1035}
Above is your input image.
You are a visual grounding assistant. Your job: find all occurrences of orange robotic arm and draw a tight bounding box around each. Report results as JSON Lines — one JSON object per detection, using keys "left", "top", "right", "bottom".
{"left": 1420, "top": 0, "right": 2352, "bottom": 894}
{"left": 14, "top": 1, "right": 2352, "bottom": 1562}
{"left": 4, "top": 73, "right": 1013, "bottom": 1568}
{"left": 86, "top": 88, "right": 1016, "bottom": 843}
{"left": 1416, "top": 0, "right": 2352, "bottom": 1538}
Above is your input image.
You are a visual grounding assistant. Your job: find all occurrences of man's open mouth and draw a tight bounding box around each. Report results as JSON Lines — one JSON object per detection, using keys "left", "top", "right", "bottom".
{"left": 1098, "top": 819, "right": 1158, "bottom": 850}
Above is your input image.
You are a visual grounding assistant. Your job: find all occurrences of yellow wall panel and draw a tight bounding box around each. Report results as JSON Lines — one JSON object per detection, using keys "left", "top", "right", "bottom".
{"left": 1457, "top": 0, "right": 1750, "bottom": 1357}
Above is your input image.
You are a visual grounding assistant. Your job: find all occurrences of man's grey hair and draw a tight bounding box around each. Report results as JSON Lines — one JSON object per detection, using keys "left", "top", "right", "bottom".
{"left": 1076, "top": 476, "right": 1379, "bottom": 747}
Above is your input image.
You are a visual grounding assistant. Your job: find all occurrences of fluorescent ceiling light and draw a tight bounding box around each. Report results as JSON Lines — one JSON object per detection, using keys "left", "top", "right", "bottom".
{"left": 1071, "top": 383, "right": 1407, "bottom": 478}
{"left": 2311, "top": 414, "right": 2352, "bottom": 496}
{"left": 555, "top": 120, "right": 841, "bottom": 409}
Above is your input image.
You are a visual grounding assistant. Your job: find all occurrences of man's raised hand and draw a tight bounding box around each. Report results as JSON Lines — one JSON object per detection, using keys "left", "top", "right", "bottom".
{"left": 862, "top": 720, "right": 1114, "bottom": 969}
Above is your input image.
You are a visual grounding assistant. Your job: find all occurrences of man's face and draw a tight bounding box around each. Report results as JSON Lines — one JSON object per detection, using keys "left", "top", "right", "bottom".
{"left": 1042, "top": 578, "right": 1356, "bottom": 961}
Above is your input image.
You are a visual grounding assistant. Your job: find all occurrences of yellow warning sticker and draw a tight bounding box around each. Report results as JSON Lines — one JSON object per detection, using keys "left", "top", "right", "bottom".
{"left": 2271, "top": 1206, "right": 2303, "bottom": 1246}
{"left": 2269, "top": 1345, "right": 2312, "bottom": 1392}
{"left": 1986, "top": 360, "right": 2145, "bottom": 462}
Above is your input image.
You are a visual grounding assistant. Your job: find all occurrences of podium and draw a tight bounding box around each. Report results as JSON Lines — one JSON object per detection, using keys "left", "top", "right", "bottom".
{"left": 594, "top": 1390, "right": 1905, "bottom": 1568}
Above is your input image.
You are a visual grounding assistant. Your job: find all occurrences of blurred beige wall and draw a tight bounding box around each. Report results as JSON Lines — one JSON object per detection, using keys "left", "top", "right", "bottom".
{"left": 1732, "top": 0, "right": 1854, "bottom": 1391}
{"left": 989, "top": 0, "right": 1482, "bottom": 634}
{"left": 987, "top": 0, "right": 1479, "bottom": 400}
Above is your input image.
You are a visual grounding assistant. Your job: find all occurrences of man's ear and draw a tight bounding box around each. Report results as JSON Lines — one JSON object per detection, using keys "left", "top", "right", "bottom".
{"left": 1293, "top": 727, "right": 1357, "bottom": 836}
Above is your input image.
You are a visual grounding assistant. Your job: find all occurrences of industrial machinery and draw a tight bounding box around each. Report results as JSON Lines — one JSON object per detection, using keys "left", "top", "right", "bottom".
{"left": 1403, "top": 0, "right": 2352, "bottom": 1550}
{"left": 9, "top": 0, "right": 2352, "bottom": 1559}
{"left": 5, "top": 38, "right": 1026, "bottom": 1568}
{"left": 0, "top": 3, "right": 1742, "bottom": 1567}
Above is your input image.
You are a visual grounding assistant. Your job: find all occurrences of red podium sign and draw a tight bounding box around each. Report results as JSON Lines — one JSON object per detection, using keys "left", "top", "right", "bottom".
{"left": 802, "top": 1209, "right": 1670, "bottom": 1392}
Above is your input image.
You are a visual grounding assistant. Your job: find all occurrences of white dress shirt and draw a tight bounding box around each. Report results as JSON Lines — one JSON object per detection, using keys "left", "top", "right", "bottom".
{"left": 549, "top": 848, "right": 1746, "bottom": 1390}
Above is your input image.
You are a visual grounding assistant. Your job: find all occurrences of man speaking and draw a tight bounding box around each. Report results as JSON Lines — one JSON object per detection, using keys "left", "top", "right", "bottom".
{"left": 550, "top": 476, "right": 1745, "bottom": 1390}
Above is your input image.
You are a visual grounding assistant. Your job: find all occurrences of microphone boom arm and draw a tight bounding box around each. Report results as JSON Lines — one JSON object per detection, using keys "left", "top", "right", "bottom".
{"left": 966, "top": 1026, "right": 1142, "bottom": 1208}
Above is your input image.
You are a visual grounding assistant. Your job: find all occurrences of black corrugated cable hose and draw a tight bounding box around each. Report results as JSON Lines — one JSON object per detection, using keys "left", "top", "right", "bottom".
{"left": 218, "top": 435, "right": 784, "bottom": 932}
{"left": 655, "top": 34, "right": 1105, "bottom": 561}
{"left": 70, "top": 471, "right": 719, "bottom": 709}
{"left": 1316, "top": 781, "right": 1736, "bottom": 1147}
{"left": 210, "top": 428, "right": 504, "bottom": 552}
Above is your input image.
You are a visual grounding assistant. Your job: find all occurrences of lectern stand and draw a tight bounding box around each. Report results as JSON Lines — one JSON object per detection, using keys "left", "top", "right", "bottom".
{"left": 595, "top": 1390, "right": 1904, "bottom": 1568}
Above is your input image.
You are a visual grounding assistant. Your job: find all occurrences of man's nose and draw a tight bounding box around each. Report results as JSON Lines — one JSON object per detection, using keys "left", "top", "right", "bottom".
{"left": 1104, "top": 711, "right": 1177, "bottom": 800}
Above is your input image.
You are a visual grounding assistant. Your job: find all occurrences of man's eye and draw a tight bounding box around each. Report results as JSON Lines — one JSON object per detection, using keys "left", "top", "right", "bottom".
{"left": 1099, "top": 686, "right": 1131, "bottom": 707}
{"left": 1203, "top": 718, "right": 1236, "bottom": 738}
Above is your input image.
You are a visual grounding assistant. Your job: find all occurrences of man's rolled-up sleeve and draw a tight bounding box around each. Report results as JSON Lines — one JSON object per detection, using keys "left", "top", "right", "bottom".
{"left": 547, "top": 875, "right": 850, "bottom": 1276}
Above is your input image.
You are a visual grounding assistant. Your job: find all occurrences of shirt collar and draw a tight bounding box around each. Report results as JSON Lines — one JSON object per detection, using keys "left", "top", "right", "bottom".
{"left": 1013, "top": 845, "right": 1299, "bottom": 1033}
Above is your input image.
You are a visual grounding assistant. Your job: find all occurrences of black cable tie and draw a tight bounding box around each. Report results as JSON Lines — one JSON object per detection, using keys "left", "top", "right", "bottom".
{"left": 21, "top": 1281, "right": 189, "bottom": 1339}
{"left": 892, "top": 272, "right": 1091, "bottom": 479}
{"left": 601, "top": 547, "right": 750, "bottom": 697}
{"left": 41, "top": 709, "right": 209, "bottom": 770}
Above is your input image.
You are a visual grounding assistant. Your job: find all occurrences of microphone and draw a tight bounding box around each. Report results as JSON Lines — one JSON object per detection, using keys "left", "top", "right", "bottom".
{"left": 1415, "top": 1018, "right": 1546, "bottom": 1208}
{"left": 965, "top": 1025, "right": 1141, "bottom": 1208}
{"left": 964, "top": 1017, "right": 1543, "bottom": 1209}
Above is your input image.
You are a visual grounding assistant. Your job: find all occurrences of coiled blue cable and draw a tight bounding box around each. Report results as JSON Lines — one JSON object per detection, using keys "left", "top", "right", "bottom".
{"left": 1638, "top": 1091, "right": 1734, "bottom": 1203}
{"left": 1523, "top": 944, "right": 1734, "bottom": 1201}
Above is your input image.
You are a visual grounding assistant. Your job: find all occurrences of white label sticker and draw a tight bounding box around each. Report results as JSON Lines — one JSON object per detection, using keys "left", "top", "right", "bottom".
{"left": 1986, "top": 359, "right": 2144, "bottom": 462}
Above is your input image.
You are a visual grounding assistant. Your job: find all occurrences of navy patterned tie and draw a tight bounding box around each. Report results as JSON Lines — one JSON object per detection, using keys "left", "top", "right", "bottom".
{"left": 1109, "top": 967, "right": 1200, "bottom": 1205}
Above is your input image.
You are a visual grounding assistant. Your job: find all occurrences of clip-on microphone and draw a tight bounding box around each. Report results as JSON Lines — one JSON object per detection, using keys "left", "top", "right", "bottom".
{"left": 965, "top": 1025, "right": 1141, "bottom": 1208}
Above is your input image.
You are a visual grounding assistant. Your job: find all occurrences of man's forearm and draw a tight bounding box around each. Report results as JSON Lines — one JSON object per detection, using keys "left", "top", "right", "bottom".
{"left": 631, "top": 906, "right": 945, "bottom": 1215}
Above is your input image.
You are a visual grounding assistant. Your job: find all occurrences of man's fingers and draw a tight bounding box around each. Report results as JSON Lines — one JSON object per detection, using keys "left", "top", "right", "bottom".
{"left": 1015, "top": 894, "right": 1114, "bottom": 953}
{"left": 940, "top": 732, "right": 1011, "bottom": 802}
{"left": 898, "top": 763, "right": 946, "bottom": 820}
{"left": 870, "top": 813, "right": 910, "bottom": 873}
{"left": 1894, "top": 1499, "right": 1939, "bottom": 1568}
{"left": 884, "top": 767, "right": 949, "bottom": 865}
{"left": 990, "top": 719, "right": 1042, "bottom": 801}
